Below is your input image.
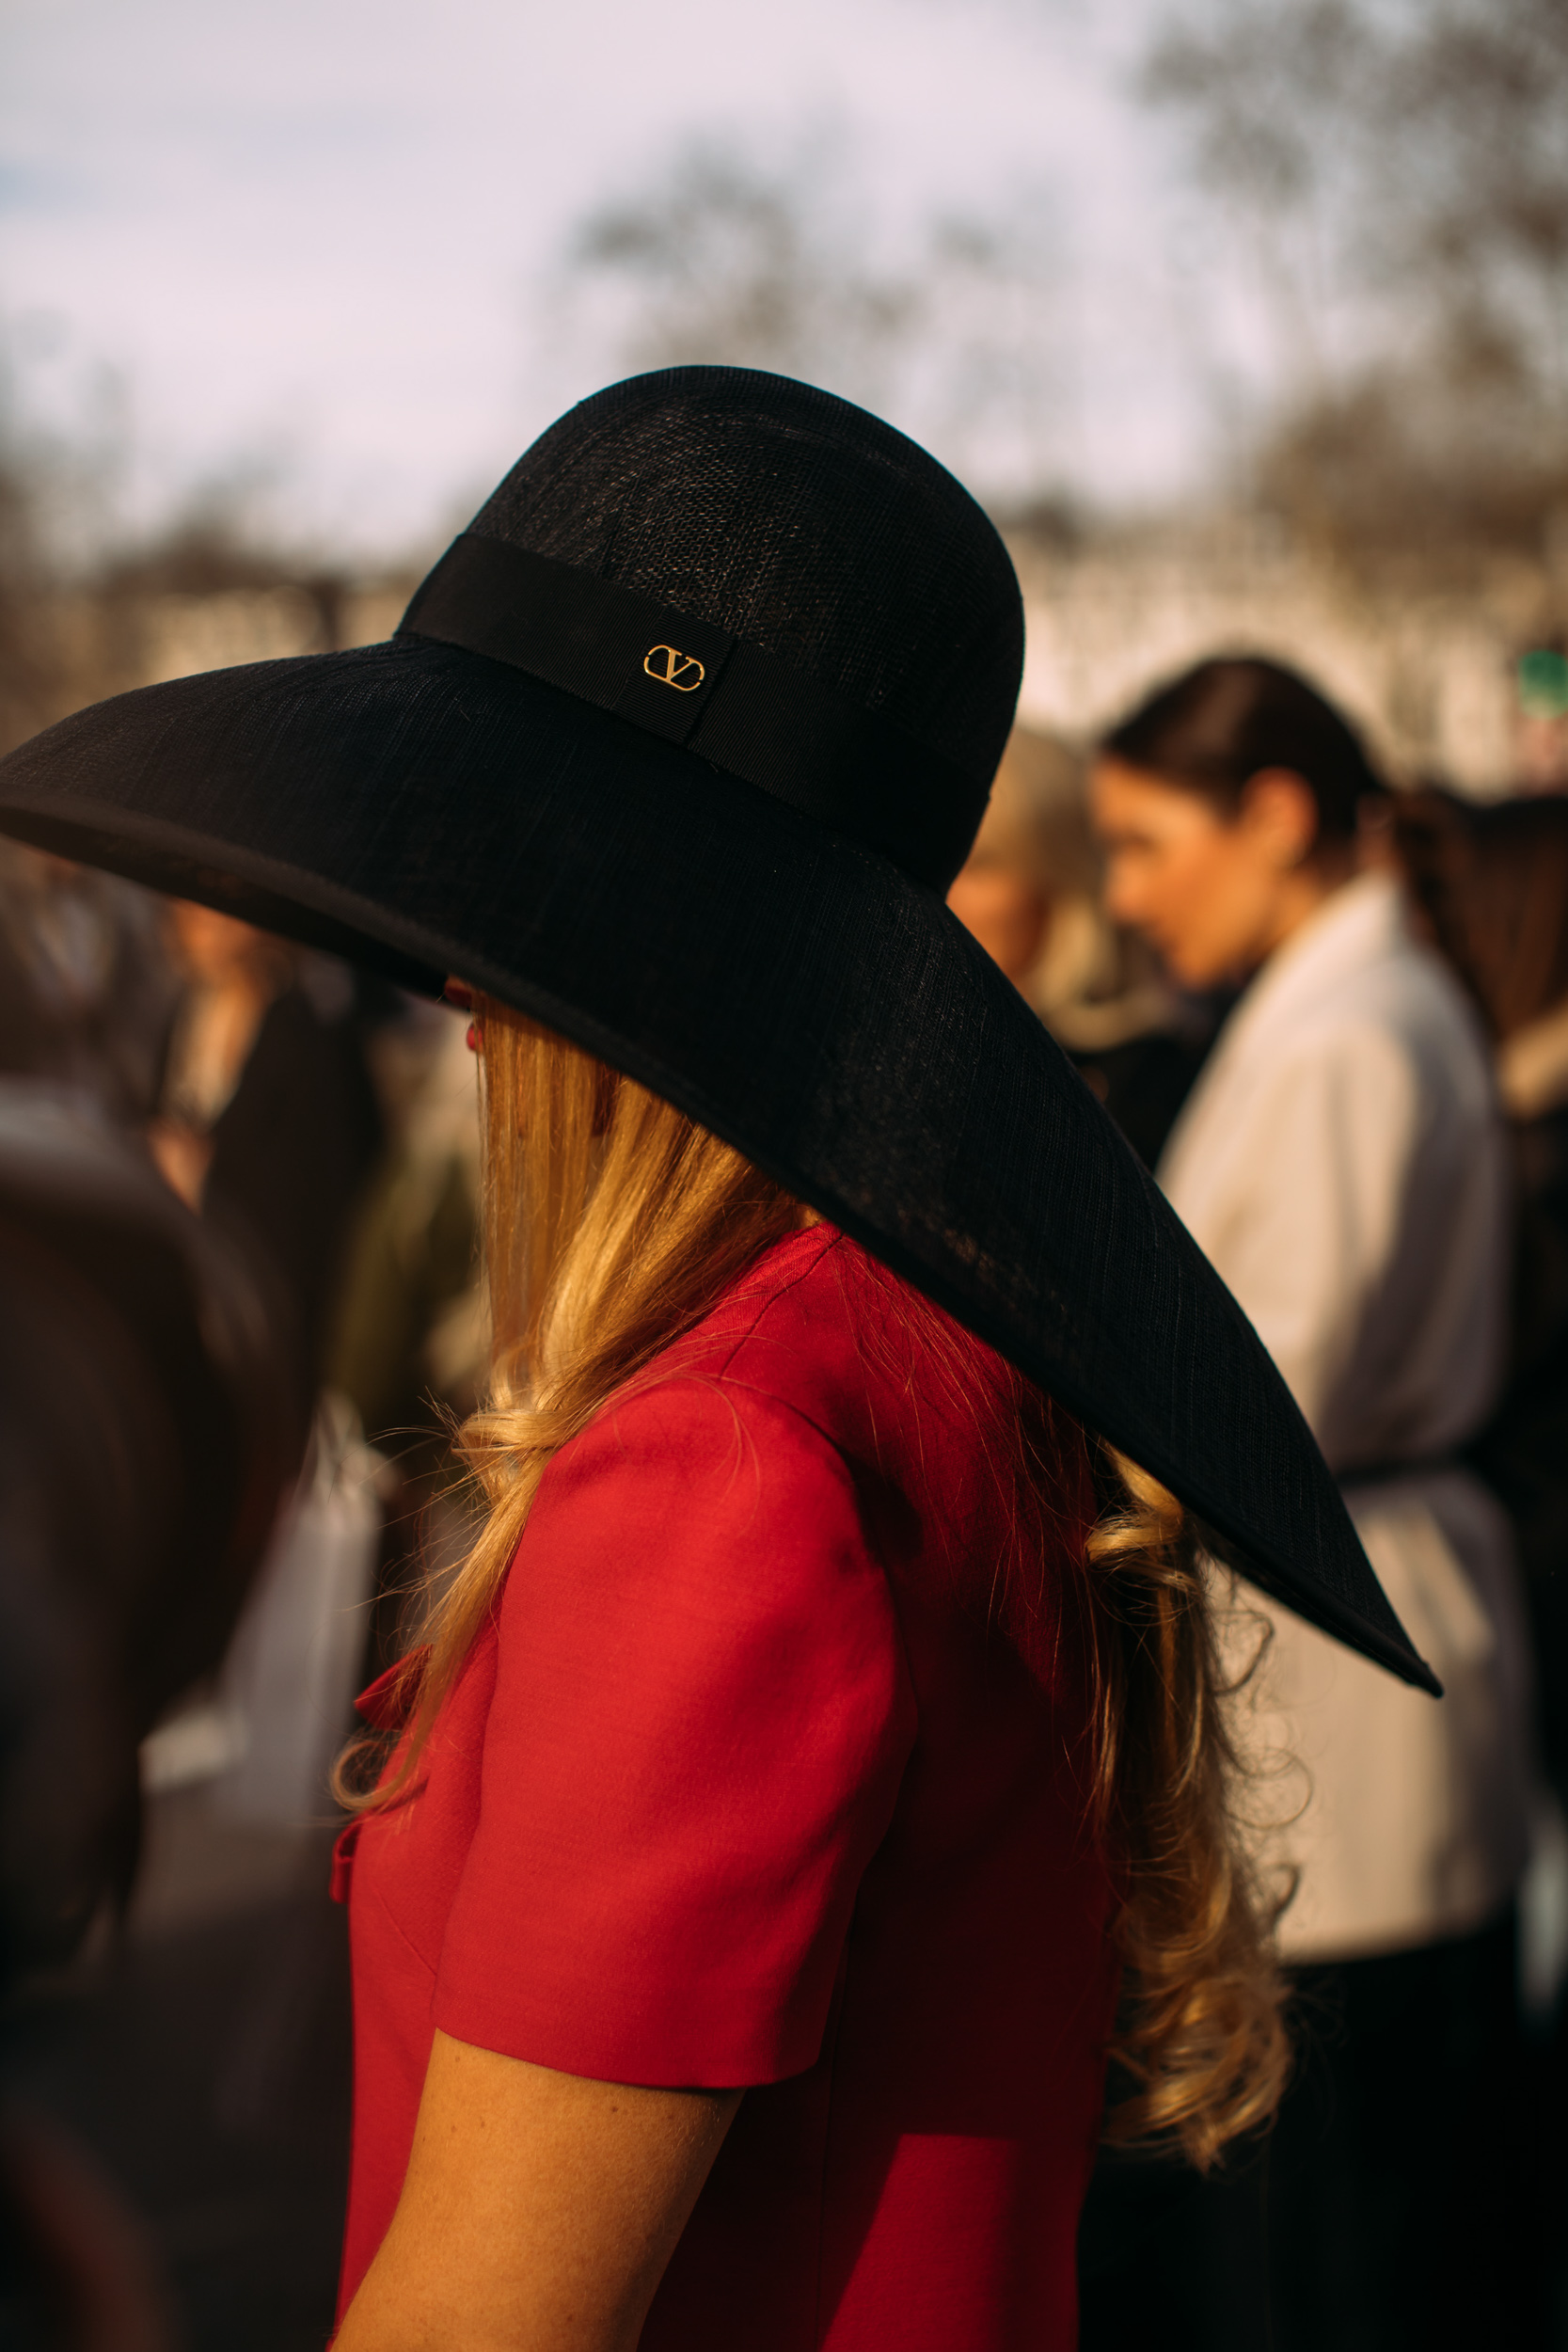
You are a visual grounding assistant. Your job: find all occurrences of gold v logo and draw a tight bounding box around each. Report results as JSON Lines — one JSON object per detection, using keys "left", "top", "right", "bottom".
{"left": 643, "top": 644, "right": 705, "bottom": 692}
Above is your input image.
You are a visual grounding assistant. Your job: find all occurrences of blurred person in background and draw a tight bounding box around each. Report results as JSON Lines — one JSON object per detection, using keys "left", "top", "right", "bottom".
{"left": 1084, "top": 657, "right": 1537, "bottom": 2351}
{"left": 946, "top": 724, "right": 1216, "bottom": 1167}
{"left": 1398, "top": 790, "right": 1568, "bottom": 1810}
{"left": 0, "top": 879, "right": 381, "bottom": 2340}
{"left": 0, "top": 1064, "right": 300, "bottom": 2352}
{"left": 326, "top": 996, "right": 482, "bottom": 1453}
{"left": 0, "top": 838, "right": 176, "bottom": 1121}
{"left": 324, "top": 993, "right": 483, "bottom": 1677}
{"left": 150, "top": 899, "right": 383, "bottom": 1429}
{"left": 148, "top": 899, "right": 394, "bottom": 1829}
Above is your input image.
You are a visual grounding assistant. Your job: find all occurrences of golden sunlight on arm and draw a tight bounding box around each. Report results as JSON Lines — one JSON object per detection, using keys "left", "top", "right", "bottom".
{"left": 333, "top": 2030, "right": 740, "bottom": 2352}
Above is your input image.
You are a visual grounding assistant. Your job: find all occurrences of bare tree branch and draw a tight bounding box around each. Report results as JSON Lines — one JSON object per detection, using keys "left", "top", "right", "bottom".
{"left": 1142, "top": 0, "right": 1568, "bottom": 563}
{"left": 556, "top": 135, "right": 1066, "bottom": 505}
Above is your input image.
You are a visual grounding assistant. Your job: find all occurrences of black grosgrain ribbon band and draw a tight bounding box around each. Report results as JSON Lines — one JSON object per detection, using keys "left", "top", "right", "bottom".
{"left": 397, "top": 532, "right": 981, "bottom": 891}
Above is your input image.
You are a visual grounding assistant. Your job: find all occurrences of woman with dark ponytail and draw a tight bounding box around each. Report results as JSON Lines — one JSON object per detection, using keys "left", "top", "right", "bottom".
{"left": 1089, "top": 657, "right": 1534, "bottom": 2349}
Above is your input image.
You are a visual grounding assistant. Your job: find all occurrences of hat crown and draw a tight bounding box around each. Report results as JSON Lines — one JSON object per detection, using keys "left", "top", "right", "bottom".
{"left": 466, "top": 368, "right": 1024, "bottom": 855}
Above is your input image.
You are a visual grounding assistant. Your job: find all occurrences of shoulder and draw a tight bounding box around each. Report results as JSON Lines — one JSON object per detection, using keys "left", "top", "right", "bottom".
{"left": 629, "top": 1224, "right": 927, "bottom": 1445}
{"left": 501, "top": 1260, "right": 914, "bottom": 1735}
{"left": 1337, "top": 922, "right": 1484, "bottom": 1039}
{"left": 543, "top": 1223, "right": 1040, "bottom": 1550}
{"left": 669, "top": 1223, "right": 1024, "bottom": 1465}
{"left": 526, "top": 1232, "right": 881, "bottom": 1570}
{"left": 540, "top": 1356, "right": 856, "bottom": 1547}
{"left": 1228, "top": 938, "right": 1491, "bottom": 1114}
{"left": 1303, "top": 941, "right": 1495, "bottom": 1127}
{"left": 1166, "top": 946, "right": 1495, "bottom": 1205}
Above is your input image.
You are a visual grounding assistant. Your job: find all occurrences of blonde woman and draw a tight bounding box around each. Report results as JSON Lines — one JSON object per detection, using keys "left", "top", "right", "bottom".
{"left": 0, "top": 371, "right": 1438, "bottom": 2350}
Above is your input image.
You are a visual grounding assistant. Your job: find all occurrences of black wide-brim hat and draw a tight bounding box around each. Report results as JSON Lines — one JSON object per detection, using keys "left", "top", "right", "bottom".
{"left": 0, "top": 366, "right": 1436, "bottom": 1692}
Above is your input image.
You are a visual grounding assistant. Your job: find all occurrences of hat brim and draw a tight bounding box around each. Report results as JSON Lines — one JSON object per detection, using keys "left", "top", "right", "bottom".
{"left": 0, "top": 635, "right": 1439, "bottom": 1692}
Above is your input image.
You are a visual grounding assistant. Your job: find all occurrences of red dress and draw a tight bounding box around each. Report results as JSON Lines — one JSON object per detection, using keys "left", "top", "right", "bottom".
{"left": 334, "top": 1225, "right": 1117, "bottom": 2348}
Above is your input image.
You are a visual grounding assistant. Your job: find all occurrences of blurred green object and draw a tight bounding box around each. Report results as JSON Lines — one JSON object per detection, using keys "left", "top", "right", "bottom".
{"left": 1517, "top": 647, "right": 1568, "bottom": 721}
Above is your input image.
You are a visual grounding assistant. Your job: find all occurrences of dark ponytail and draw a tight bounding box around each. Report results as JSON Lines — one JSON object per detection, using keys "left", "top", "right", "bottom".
{"left": 1103, "top": 657, "right": 1384, "bottom": 844}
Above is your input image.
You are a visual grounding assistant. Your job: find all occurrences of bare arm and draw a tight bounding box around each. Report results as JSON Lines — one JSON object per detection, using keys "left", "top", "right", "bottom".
{"left": 334, "top": 2029, "right": 739, "bottom": 2352}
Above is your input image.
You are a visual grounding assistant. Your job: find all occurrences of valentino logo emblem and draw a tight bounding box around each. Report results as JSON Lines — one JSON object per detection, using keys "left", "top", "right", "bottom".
{"left": 643, "top": 644, "right": 705, "bottom": 691}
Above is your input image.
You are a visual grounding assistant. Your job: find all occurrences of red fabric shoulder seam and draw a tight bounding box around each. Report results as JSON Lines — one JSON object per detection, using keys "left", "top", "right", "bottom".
{"left": 701, "top": 1224, "right": 846, "bottom": 1386}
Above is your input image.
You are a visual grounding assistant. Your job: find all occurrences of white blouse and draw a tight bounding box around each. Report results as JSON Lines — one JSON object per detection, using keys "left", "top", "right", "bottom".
{"left": 1160, "top": 870, "right": 1536, "bottom": 1959}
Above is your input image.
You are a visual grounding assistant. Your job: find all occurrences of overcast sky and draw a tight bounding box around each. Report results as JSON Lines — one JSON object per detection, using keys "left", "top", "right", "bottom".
{"left": 0, "top": 0, "right": 1250, "bottom": 561}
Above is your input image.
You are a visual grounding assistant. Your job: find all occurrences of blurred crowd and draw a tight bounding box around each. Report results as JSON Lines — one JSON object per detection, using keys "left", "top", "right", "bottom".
{"left": 0, "top": 842, "right": 486, "bottom": 2345}
{"left": 3, "top": 637, "right": 1568, "bottom": 2346}
{"left": 0, "top": 848, "right": 489, "bottom": 1817}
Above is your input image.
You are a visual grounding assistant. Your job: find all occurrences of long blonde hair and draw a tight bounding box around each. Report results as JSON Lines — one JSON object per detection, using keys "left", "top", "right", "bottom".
{"left": 341, "top": 999, "right": 1287, "bottom": 2169}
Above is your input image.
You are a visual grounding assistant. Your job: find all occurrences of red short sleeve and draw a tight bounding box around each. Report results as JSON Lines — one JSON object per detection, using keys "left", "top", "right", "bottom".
{"left": 431, "top": 1375, "right": 916, "bottom": 2088}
